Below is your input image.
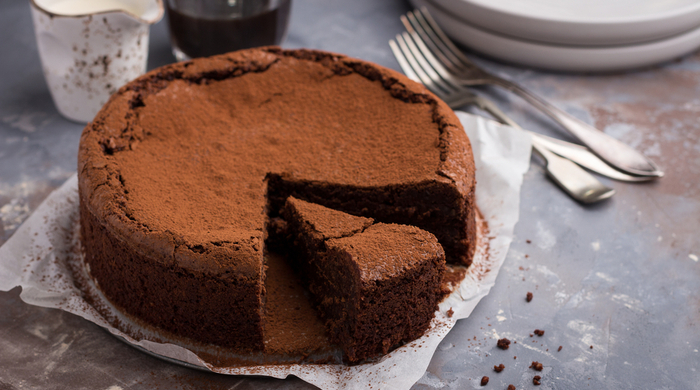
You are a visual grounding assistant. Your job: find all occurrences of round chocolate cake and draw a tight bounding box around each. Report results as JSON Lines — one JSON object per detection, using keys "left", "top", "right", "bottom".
{"left": 77, "top": 47, "right": 476, "bottom": 362}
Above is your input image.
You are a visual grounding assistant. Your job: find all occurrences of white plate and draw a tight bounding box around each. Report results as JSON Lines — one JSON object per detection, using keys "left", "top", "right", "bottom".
{"left": 428, "top": 0, "right": 700, "bottom": 46}
{"left": 410, "top": 0, "right": 700, "bottom": 72}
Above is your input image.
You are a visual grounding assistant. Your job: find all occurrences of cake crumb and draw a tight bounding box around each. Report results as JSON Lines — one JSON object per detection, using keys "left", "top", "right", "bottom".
{"left": 590, "top": 345, "right": 594, "bottom": 349}
{"left": 507, "top": 385, "right": 516, "bottom": 390}
{"left": 526, "top": 292, "right": 533, "bottom": 302}
{"left": 497, "top": 338, "right": 511, "bottom": 350}
{"left": 481, "top": 376, "right": 489, "bottom": 386}
{"left": 494, "top": 364, "right": 505, "bottom": 373}
{"left": 533, "top": 375, "right": 541, "bottom": 385}
{"left": 558, "top": 346, "right": 563, "bottom": 352}
{"left": 530, "top": 361, "right": 543, "bottom": 371}
{"left": 446, "top": 308, "right": 454, "bottom": 318}
{"left": 534, "top": 329, "right": 544, "bottom": 336}
{"left": 526, "top": 240, "right": 531, "bottom": 244}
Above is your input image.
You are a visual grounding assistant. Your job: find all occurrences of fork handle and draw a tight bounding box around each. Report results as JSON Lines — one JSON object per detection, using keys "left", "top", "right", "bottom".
{"left": 485, "top": 77, "right": 663, "bottom": 178}
{"left": 531, "top": 139, "right": 615, "bottom": 203}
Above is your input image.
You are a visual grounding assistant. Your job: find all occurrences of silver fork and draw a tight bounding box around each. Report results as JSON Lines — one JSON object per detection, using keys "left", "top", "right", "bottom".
{"left": 390, "top": 32, "right": 652, "bottom": 183}
{"left": 400, "top": 8, "right": 663, "bottom": 179}
{"left": 390, "top": 35, "right": 616, "bottom": 204}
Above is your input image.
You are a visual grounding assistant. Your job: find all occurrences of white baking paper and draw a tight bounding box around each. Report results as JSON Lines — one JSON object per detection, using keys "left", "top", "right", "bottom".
{"left": 0, "top": 112, "right": 532, "bottom": 390}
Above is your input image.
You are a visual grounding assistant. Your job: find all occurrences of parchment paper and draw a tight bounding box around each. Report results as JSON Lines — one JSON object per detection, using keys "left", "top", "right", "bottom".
{"left": 0, "top": 112, "right": 532, "bottom": 390}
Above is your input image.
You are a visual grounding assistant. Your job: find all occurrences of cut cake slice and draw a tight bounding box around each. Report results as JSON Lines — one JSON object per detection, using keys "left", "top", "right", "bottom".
{"left": 281, "top": 196, "right": 446, "bottom": 362}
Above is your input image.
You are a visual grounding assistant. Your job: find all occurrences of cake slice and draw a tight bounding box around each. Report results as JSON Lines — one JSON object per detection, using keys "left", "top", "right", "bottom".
{"left": 282, "top": 197, "right": 446, "bottom": 362}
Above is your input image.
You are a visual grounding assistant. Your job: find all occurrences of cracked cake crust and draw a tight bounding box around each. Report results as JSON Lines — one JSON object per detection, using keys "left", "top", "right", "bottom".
{"left": 77, "top": 47, "right": 476, "bottom": 353}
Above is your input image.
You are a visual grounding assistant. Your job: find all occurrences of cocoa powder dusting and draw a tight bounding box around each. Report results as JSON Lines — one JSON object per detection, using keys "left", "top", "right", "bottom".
{"left": 94, "top": 49, "right": 452, "bottom": 244}
{"left": 75, "top": 47, "right": 478, "bottom": 368}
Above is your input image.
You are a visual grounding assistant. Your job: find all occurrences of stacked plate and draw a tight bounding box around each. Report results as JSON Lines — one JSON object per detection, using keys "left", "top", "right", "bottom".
{"left": 409, "top": 0, "right": 700, "bottom": 72}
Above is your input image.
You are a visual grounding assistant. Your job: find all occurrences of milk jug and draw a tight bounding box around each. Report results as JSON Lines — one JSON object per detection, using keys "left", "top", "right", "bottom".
{"left": 30, "top": 0, "right": 163, "bottom": 123}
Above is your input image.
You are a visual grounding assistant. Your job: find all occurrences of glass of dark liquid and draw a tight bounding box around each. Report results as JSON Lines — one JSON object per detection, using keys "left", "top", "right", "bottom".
{"left": 165, "top": 0, "right": 292, "bottom": 61}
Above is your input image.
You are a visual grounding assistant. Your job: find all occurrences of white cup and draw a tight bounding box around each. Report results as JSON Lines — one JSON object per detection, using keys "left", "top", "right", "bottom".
{"left": 30, "top": 0, "right": 164, "bottom": 123}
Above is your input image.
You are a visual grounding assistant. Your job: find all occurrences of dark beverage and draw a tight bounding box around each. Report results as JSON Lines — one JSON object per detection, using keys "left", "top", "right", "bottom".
{"left": 166, "top": 0, "right": 291, "bottom": 60}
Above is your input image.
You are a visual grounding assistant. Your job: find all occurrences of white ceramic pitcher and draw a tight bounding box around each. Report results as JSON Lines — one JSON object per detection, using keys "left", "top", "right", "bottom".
{"left": 30, "top": 0, "right": 164, "bottom": 123}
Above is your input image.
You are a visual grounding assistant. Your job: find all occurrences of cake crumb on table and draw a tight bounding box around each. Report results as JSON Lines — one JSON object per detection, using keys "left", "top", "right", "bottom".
{"left": 530, "top": 361, "right": 543, "bottom": 371}
{"left": 481, "top": 376, "right": 489, "bottom": 386}
{"left": 494, "top": 364, "right": 505, "bottom": 372}
{"left": 497, "top": 338, "right": 511, "bottom": 350}
{"left": 534, "top": 329, "right": 544, "bottom": 336}
{"left": 558, "top": 346, "right": 563, "bottom": 352}
{"left": 526, "top": 292, "right": 533, "bottom": 302}
{"left": 533, "top": 375, "right": 542, "bottom": 385}
{"left": 590, "top": 345, "right": 594, "bottom": 349}
{"left": 507, "top": 385, "right": 516, "bottom": 390}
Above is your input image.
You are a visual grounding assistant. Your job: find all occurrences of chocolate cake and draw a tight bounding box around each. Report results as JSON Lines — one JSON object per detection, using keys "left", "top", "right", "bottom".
{"left": 77, "top": 47, "right": 476, "bottom": 356}
{"left": 280, "top": 197, "right": 445, "bottom": 362}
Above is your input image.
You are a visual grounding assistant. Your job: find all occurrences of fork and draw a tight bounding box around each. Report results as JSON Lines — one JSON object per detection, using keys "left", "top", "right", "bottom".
{"left": 400, "top": 8, "right": 663, "bottom": 179}
{"left": 390, "top": 35, "right": 616, "bottom": 204}
{"left": 390, "top": 32, "right": 652, "bottom": 183}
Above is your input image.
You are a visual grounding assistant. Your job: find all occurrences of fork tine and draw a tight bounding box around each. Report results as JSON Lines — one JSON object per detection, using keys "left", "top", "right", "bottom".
{"left": 414, "top": 7, "right": 474, "bottom": 72}
{"left": 392, "top": 32, "right": 515, "bottom": 118}
{"left": 389, "top": 39, "right": 422, "bottom": 84}
{"left": 392, "top": 36, "right": 479, "bottom": 109}
{"left": 400, "top": 16, "right": 464, "bottom": 91}
{"left": 393, "top": 34, "right": 449, "bottom": 101}
{"left": 403, "top": 12, "right": 465, "bottom": 76}
{"left": 400, "top": 14, "right": 457, "bottom": 75}
{"left": 400, "top": 32, "right": 458, "bottom": 95}
{"left": 392, "top": 35, "right": 517, "bottom": 127}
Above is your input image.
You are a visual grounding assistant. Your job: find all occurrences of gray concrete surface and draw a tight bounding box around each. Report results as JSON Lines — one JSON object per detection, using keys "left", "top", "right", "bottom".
{"left": 1, "top": 0, "right": 699, "bottom": 389}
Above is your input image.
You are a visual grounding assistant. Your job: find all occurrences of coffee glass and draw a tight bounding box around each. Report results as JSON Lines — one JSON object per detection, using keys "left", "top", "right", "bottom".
{"left": 165, "top": 0, "right": 292, "bottom": 61}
